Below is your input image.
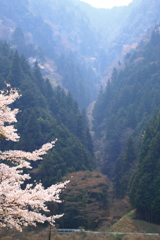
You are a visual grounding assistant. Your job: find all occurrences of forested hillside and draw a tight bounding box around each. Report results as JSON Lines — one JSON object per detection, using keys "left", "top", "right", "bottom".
{"left": 93, "top": 25, "right": 160, "bottom": 199}
{"left": 129, "top": 112, "right": 160, "bottom": 224}
{"left": 0, "top": 41, "right": 110, "bottom": 230}
{"left": 1, "top": 0, "right": 160, "bottom": 232}
{"left": 76, "top": 0, "right": 160, "bottom": 72}
{"left": 1, "top": 0, "right": 160, "bottom": 108}
{"left": 0, "top": 41, "right": 95, "bottom": 186}
{"left": 0, "top": 0, "right": 102, "bottom": 108}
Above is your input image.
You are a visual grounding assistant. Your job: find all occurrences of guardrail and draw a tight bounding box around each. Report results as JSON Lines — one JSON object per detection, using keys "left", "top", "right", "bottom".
{"left": 46, "top": 228, "right": 160, "bottom": 236}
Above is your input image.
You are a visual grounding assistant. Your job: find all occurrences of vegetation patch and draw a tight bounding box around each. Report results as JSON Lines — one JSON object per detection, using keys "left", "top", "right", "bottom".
{"left": 109, "top": 210, "right": 160, "bottom": 235}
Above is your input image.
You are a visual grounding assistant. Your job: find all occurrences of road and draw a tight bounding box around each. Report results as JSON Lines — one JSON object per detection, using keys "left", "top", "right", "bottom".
{"left": 46, "top": 228, "right": 160, "bottom": 236}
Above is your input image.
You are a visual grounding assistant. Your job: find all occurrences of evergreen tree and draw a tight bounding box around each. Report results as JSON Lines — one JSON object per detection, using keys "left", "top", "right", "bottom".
{"left": 114, "top": 136, "right": 137, "bottom": 198}
{"left": 92, "top": 26, "right": 160, "bottom": 177}
{"left": 0, "top": 42, "right": 95, "bottom": 189}
{"left": 129, "top": 113, "right": 160, "bottom": 223}
{"left": 7, "top": 50, "right": 22, "bottom": 87}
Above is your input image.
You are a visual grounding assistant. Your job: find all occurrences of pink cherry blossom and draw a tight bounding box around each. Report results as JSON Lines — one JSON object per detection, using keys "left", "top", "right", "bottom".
{"left": 0, "top": 86, "right": 69, "bottom": 231}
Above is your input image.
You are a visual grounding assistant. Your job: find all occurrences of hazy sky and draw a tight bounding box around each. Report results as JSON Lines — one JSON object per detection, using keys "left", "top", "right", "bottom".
{"left": 79, "top": 0, "right": 133, "bottom": 9}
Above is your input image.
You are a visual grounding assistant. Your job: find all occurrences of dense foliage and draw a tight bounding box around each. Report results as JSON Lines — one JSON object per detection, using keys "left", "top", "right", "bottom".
{"left": 1, "top": 0, "right": 160, "bottom": 230}
{"left": 0, "top": 83, "right": 70, "bottom": 231}
{"left": 113, "top": 136, "right": 137, "bottom": 198}
{"left": 129, "top": 113, "right": 160, "bottom": 224}
{"left": 0, "top": 41, "right": 95, "bottom": 186}
{"left": 92, "top": 25, "right": 160, "bottom": 196}
{"left": 56, "top": 171, "right": 109, "bottom": 230}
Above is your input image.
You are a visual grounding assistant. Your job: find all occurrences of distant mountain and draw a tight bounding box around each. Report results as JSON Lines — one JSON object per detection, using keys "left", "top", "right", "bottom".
{"left": 1, "top": 0, "right": 160, "bottom": 229}
{"left": 74, "top": 0, "right": 160, "bottom": 72}
{"left": 0, "top": 0, "right": 160, "bottom": 108}
{"left": 0, "top": 0, "right": 103, "bottom": 108}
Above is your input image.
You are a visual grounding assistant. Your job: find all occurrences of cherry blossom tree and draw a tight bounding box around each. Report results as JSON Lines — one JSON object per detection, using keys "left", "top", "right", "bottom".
{"left": 0, "top": 85, "right": 68, "bottom": 231}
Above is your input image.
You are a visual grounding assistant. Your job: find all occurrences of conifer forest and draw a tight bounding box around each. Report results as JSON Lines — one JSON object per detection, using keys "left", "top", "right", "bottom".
{"left": 0, "top": 0, "right": 160, "bottom": 239}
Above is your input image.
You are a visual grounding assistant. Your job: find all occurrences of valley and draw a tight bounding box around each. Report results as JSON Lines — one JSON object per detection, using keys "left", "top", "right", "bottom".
{"left": 0, "top": 0, "right": 160, "bottom": 237}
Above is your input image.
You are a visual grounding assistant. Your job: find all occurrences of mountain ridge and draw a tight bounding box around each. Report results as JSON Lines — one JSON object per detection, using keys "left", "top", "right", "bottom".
{"left": 1, "top": 0, "right": 160, "bottom": 108}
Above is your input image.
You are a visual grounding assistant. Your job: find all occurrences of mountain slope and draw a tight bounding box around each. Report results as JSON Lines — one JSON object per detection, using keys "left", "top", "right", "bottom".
{"left": 0, "top": 41, "right": 95, "bottom": 186}
{"left": 1, "top": 0, "right": 160, "bottom": 108}
{"left": 129, "top": 112, "right": 160, "bottom": 224}
{"left": 92, "top": 25, "right": 160, "bottom": 182}
{"left": 0, "top": 0, "right": 102, "bottom": 108}
{"left": 75, "top": 0, "right": 160, "bottom": 74}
